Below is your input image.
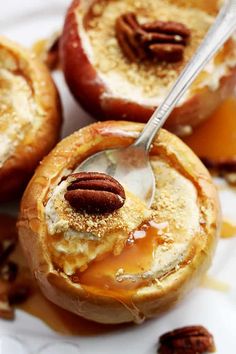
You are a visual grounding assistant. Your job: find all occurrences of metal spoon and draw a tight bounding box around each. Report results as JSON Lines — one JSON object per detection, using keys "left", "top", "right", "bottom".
{"left": 78, "top": 0, "right": 236, "bottom": 207}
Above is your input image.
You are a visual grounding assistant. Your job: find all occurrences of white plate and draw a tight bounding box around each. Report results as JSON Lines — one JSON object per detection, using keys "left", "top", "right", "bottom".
{"left": 0, "top": 1, "right": 236, "bottom": 353}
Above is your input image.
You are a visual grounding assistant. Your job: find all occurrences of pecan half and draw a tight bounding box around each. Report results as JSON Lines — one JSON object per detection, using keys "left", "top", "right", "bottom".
{"left": 0, "top": 261, "right": 18, "bottom": 282}
{"left": 0, "top": 217, "right": 32, "bottom": 320}
{"left": 116, "top": 12, "right": 190, "bottom": 63}
{"left": 0, "top": 294, "right": 14, "bottom": 320}
{"left": 0, "top": 238, "right": 17, "bottom": 266}
{"left": 158, "top": 325, "right": 216, "bottom": 354}
{"left": 0, "top": 276, "right": 31, "bottom": 320}
{"left": 65, "top": 172, "right": 126, "bottom": 214}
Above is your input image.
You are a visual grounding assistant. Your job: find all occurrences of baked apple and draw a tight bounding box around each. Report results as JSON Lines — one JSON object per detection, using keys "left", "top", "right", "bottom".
{"left": 18, "top": 121, "right": 220, "bottom": 324}
{"left": 60, "top": 0, "right": 236, "bottom": 134}
{"left": 0, "top": 36, "right": 62, "bottom": 201}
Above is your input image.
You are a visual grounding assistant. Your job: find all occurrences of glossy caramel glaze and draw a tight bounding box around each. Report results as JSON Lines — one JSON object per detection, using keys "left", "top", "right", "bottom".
{"left": 184, "top": 98, "right": 236, "bottom": 164}
{"left": 75, "top": 224, "right": 168, "bottom": 293}
{"left": 221, "top": 220, "right": 236, "bottom": 239}
{"left": 0, "top": 214, "right": 127, "bottom": 334}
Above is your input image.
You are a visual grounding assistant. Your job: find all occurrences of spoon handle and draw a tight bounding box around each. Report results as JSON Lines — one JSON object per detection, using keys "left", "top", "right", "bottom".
{"left": 134, "top": 0, "right": 236, "bottom": 151}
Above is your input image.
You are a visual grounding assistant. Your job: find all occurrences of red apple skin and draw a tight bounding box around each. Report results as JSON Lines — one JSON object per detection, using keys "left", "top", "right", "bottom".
{"left": 60, "top": 0, "right": 236, "bottom": 133}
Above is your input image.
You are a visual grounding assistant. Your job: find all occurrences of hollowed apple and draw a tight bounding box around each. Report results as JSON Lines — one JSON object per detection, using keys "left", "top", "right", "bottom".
{"left": 61, "top": 0, "right": 236, "bottom": 134}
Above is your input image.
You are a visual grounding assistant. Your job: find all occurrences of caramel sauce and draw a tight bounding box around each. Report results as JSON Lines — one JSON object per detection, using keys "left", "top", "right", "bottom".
{"left": 201, "top": 275, "right": 230, "bottom": 293}
{"left": 15, "top": 243, "right": 130, "bottom": 335}
{"left": 32, "top": 39, "right": 48, "bottom": 57}
{"left": 221, "top": 220, "right": 236, "bottom": 239}
{"left": 76, "top": 223, "right": 167, "bottom": 295}
{"left": 68, "top": 223, "right": 168, "bottom": 324}
{"left": 0, "top": 214, "right": 129, "bottom": 335}
{"left": 183, "top": 98, "right": 236, "bottom": 163}
{"left": 18, "top": 290, "right": 130, "bottom": 336}
{"left": 32, "top": 33, "right": 60, "bottom": 70}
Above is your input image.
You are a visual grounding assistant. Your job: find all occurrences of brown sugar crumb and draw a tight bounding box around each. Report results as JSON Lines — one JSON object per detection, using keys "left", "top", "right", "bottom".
{"left": 85, "top": 0, "right": 214, "bottom": 98}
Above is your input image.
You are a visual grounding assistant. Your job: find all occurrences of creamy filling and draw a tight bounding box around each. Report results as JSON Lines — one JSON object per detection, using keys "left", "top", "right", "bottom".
{"left": 0, "top": 51, "right": 43, "bottom": 167}
{"left": 45, "top": 158, "right": 201, "bottom": 285}
{"left": 46, "top": 177, "right": 151, "bottom": 275}
{"left": 77, "top": 0, "right": 236, "bottom": 106}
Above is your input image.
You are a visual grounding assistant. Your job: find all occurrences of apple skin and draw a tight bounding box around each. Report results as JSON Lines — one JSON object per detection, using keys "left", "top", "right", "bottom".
{"left": 60, "top": 0, "right": 236, "bottom": 133}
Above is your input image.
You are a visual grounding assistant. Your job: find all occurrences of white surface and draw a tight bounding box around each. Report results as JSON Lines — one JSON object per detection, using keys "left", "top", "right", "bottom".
{"left": 0, "top": 1, "right": 236, "bottom": 353}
